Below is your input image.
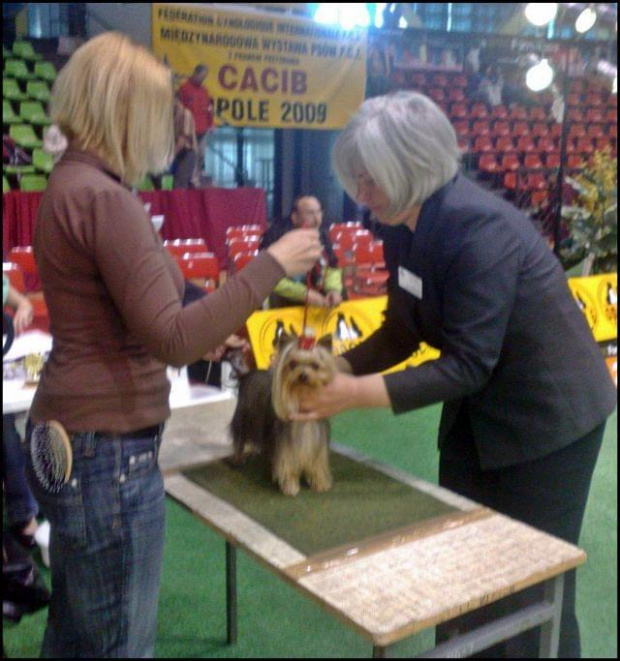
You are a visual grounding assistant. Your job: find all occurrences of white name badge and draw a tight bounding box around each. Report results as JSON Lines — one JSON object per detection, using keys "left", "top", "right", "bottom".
{"left": 398, "top": 266, "right": 423, "bottom": 299}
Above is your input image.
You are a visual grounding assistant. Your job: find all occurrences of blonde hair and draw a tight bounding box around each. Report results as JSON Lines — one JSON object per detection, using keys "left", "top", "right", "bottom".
{"left": 50, "top": 32, "right": 174, "bottom": 185}
{"left": 333, "top": 91, "right": 460, "bottom": 218}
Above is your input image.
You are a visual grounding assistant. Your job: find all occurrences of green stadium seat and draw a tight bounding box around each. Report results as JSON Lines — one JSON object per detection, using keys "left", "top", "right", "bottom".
{"left": 19, "top": 101, "right": 51, "bottom": 126}
{"left": 4, "top": 160, "right": 36, "bottom": 175}
{"left": 19, "top": 174, "right": 48, "bottom": 192}
{"left": 4, "top": 59, "right": 36, "bottom": 81}
{"left": 4, "top": 78, "right": 28, "bottom": 101}
{"left": 161, "top": 174, "right": 174, "bottom": 190}
{"left": 34, "top": 61, "right": 57, "bottom": 83}
{"left": 32, "top": 148, "right": 54, "bottom": 174}
{"left": 136, "top": 176, "right": 155, "bottom": 191}
{"left": 26, "top": 80, "right": 51, "bottom": 103}
{"left": 3, "top": 100, "right": 21, "bottom": 124}
{"left": 12, "top": 41, "right": 43, "bottom": 61}
{"left": 3, "top": 175, "right": 11, "bottom": 193}
{"left": 9, "top": 124, "right": 42, "bottom": 149}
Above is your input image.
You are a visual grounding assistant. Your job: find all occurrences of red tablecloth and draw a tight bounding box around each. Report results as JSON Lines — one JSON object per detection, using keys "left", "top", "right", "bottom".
{"left": 3, "top": 188, "right": 267, "bottom": 271}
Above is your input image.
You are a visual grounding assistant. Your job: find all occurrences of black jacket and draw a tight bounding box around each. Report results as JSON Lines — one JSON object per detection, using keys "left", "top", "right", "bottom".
{"left": 344, "top": 173, "right": 616, "bottom": 469}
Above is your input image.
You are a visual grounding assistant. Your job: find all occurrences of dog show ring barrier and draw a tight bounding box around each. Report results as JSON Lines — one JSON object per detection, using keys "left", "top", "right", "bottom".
{"left": 162, "top": 404, "right": 584, "bottom": 659}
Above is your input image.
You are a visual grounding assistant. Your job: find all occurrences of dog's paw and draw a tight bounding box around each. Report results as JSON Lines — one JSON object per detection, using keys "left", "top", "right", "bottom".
{"left": 308, "top": 474, "right": 332, "bottom": 493}
{"left": 279, "top": 478, "right": 300, "bottom": 497}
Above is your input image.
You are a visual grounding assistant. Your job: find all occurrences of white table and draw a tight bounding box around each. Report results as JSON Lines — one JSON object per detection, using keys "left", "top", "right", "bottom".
{"left": 3, "top": 331, "right": 233, "bottom": 415}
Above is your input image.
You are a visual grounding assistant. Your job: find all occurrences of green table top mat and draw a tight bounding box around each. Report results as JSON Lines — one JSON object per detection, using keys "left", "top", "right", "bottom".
{"left": 182, "top": 451, "right": 457, "bottom": 557}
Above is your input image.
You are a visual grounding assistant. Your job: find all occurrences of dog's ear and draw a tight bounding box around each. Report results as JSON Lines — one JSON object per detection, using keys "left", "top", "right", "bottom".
{"left": 276, "top": 330, "right": 294, "bottom": 352}
{"left": 317, "top": 334, "right": 333, "bottom": 353}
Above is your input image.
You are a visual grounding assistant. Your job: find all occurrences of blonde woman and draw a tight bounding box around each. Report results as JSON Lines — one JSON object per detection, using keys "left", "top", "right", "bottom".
{"left": 26, "top": 32, "right": 321, "bottom": 657}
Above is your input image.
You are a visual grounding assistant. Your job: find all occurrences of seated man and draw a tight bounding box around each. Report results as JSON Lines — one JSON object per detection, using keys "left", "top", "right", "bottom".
{"left": 259, "top": 195, "right": 344, "bottom": 309}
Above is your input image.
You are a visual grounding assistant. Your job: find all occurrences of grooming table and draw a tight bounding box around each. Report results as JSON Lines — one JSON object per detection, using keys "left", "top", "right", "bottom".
{"left": 162, "top": 414, "right": 585, "bottom": 658}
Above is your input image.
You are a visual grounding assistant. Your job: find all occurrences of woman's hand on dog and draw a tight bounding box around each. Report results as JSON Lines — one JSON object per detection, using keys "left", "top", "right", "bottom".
{"left": 267, "top": 228, "right": 322, "bottom": 278}
{"left": 291, "top": 372, "right": 391, "bottom": 420}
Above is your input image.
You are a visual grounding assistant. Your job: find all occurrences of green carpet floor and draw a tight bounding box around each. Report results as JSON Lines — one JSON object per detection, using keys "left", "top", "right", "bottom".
{"left": 4, "top": 405, "right": 617, "bottom": 658}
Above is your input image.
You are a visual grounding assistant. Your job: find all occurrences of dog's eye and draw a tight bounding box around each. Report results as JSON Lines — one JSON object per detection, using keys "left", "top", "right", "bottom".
{"left": 310, "top": 362, "right": 319, "bottom": 370}
{"left": 288, "top": 360, "right": 298, "bottom": 370}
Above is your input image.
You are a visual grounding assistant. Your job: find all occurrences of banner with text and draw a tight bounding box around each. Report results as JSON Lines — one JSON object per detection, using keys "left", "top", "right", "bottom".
{"left": 152, "top": 4, "right": 367, "bottom": 129}
{"left": 246, "top": 296, "right": 440, "bottom": 371}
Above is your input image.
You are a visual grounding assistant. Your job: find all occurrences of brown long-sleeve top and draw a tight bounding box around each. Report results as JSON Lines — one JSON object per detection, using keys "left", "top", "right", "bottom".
{"left": 30, "top": 149, "right": 284, "bottom": 433}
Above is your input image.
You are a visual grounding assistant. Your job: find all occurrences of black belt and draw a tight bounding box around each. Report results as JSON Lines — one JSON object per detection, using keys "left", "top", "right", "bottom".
{"left": 95, "top": 424, "right": 163, "bottom": 441}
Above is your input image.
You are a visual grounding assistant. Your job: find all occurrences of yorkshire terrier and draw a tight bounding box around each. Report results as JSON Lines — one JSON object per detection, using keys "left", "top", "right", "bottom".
{"left": 230, "top": 332, "right": 336, "bottom": 496}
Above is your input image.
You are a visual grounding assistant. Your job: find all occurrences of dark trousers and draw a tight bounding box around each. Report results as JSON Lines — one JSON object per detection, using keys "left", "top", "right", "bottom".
{"left": 436, "top": 407, "right": 606, "bottom": 658}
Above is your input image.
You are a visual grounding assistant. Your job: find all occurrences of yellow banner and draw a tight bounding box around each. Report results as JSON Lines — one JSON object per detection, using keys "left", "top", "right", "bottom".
{"left": 246, "top": 296, "right": 440, "bottom": 371}
{"left": 568, "top": 273, "right": 617, "bottom": 343}
{"left": 152, "top": 3, "right": 367, "bottom": 129}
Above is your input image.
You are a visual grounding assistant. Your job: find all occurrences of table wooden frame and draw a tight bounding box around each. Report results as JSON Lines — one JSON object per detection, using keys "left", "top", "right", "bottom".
{"left": 164, "top": 443, "right": 585, "bottom": 658}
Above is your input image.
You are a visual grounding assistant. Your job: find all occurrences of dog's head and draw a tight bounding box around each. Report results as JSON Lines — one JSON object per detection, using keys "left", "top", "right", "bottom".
{"left": 271, "top": 332, "right": 336, "bottom": 420}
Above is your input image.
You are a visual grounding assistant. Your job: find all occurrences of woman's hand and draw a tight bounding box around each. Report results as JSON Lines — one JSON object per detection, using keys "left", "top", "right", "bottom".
{"left": 267, "top": 228, "right": 322, "bottom": 278}
{"left": 290, "top": 372, "right": 391, "bottom": 421}
{"left": 13, "top": 298, "right": 34, "bottom": 335}
{"left": 201, "top": 334, "right": 249, "bottom": 362}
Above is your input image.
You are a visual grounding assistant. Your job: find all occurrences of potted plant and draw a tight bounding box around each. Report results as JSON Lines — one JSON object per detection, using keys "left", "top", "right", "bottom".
{"left": 559, "top": 147, "right": 617, "bottom": 276}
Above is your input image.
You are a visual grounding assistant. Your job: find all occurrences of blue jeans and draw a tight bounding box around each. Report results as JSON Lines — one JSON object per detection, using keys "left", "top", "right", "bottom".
{"left": 25, "top": 422, "right": 166, "bottom": 658}
{"left": 3, "top": 413, "right": 39, "bottom": 527}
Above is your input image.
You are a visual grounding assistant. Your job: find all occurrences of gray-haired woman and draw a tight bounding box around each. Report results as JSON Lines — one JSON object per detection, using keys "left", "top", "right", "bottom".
{"left": 295, "top": 91, "right": 615, "bottom": 658}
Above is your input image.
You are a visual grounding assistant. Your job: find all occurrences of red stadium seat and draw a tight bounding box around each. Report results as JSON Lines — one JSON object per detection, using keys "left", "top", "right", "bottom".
{"left": 478, "top": 153, "right": 500, "bottom": 174}
{"left": 525, "top": 172, "right": 546, "bottom": 191}
{"left": 491, "top": 105, "right": 509, "bottom": 120}
{"left": 225, "top": 224, "right": 263, "bottom": 242}
{"left": 334, "top": 229, "right": 373, "bottom": 251}
{"left": 585, "top": 108, "right": 604, "bottom": 123}
{"left": 452, "top": 120, "right": 470, "bottom": 137}
{"left": 452, "top": 75, "right": 468, "bottom": 88}
{"left": 545, "top": 152, "right": 561, "bottom": 168}
{"left": 516, "top": 136, "right": 536, "bottom": 153}
{"left": 576, "top": 138, "right": 594, "bottom": 154}
{"left": 503, "top": 172, "right": 517, "bottom": 191}
{"left": 537, "top": 137, "right": 556, "bottom": 152}
{"left": 609, "top": 124, "right": 617, "bottom": 139}
{"left": 585, "top": 94, "right": 603, "bottom": 107}
{"left": 328, "top": 222, "right": 363, "bottom": 243}
{"left": 432, "top": 74, "right": 449, "bottom": 87}
{"left": 231, "top": 250, "right": 258, "bottom": 274}
{"left": 473, "top": 135, "right": 494, "bottom": 153}
{"left": 606, "top": 108, "right": 618, "bottom": 123}
{"left": 530, "top": 190, "right": 549, "bottom": 208}
{"left": 531, "top": 122, "right": 550, "bottom": 138}
{"left": 227, "top": 237, "right": 260, "bottom": 259}
{"left": 491, "top": 121, "right": 511, "bottom": 137}
{"left": 470, "top": 103, "right": 489, "bottom": 119}
{"left": 587, "top": 124, "right": 605, "bottom": 139}
{"left": 163, "top": 238, "right": 207, "bottom": 257}
{"left": 448, "top": 88, "right": 466, "bottom": 102}
{"left": 512, "top": 121, "right": 530, "bottom": 137}
{"left": 176, "top": 252, "right": 220, "bottom": 293}
{"left": 524, "top": 153, "right": 543, "bottom": 169}
{"left": 568, "top": 123, "right": 586, "bottom": 138}
{"left": 472, "top": 120, "right": 491, "bottom": 136}
{"left": 566, "top": 93, "right": 582, "bottom": 107}
{"left": 567, "top": 153, "right": 583, "bottom": 169}
{"left": 501, "top": 153, "right": 521, "bottom": 172}
{"left": 495, "top": 136, "right": 516, "bottom": 153}
{"left": 566, "top": 108, "right": 584, "bottom": 123}
{"left": 449, "top": 103, "right": 468, "bottom": 119}
{"left": 7, "top": 246, "right": 38, "bottom": 276}
{"left": 549, "top": 123, "right": 563, "bottom": 139}
{"left": 429, "top": 88, "right": 446, "bottom": 103}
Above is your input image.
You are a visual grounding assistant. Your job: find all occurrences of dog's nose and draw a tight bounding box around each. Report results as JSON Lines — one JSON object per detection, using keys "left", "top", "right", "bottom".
{"left": 299, "top": 372, "right": 308, "bottom": 384}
